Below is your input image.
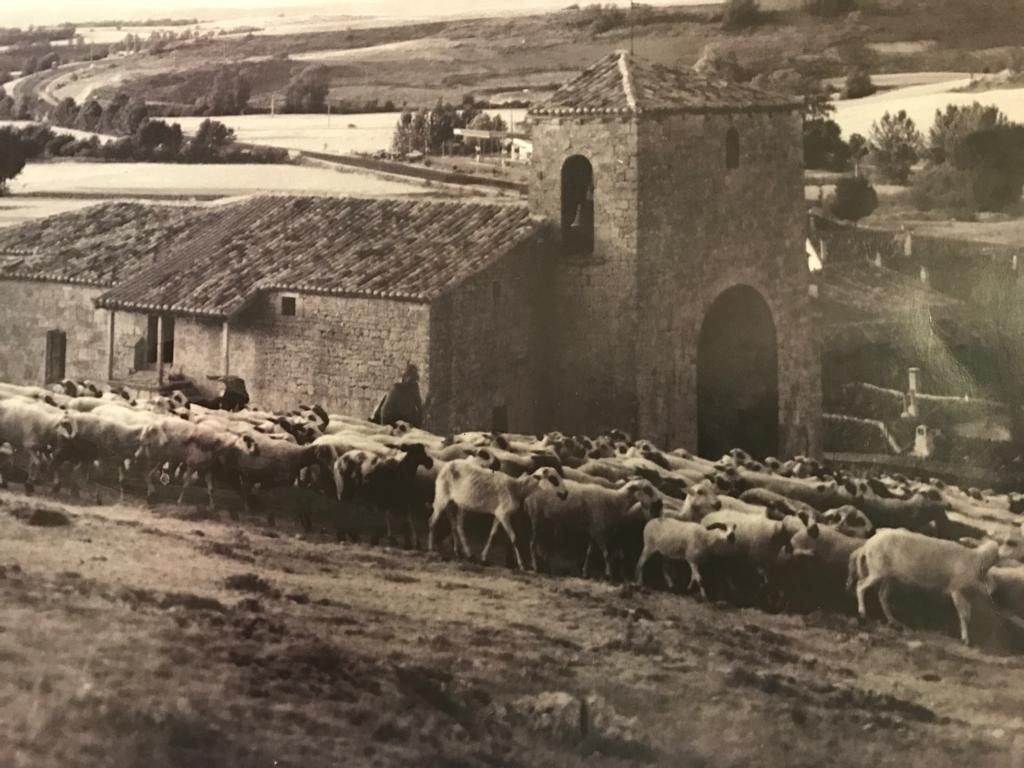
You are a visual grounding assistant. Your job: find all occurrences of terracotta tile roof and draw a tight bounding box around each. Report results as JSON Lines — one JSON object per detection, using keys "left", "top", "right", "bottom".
{"left": 0, "top": 202, "right": 221, "bottom": 286}
{"left": 529, "top": 51, "right": 803, "bottom": 117}
{"left": 96, "top": 196, "right": 542, "bottom": 318}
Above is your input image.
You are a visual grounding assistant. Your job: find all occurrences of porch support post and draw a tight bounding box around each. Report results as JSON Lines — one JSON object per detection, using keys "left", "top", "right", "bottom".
{"left": 221, "top": 319, "right": 230, "bottom": 376}
{"left": 106, "top": 310, "right": 116, "bottom": 382}
{"left": 156, "top": 315, "right": 165, "bottom": 386}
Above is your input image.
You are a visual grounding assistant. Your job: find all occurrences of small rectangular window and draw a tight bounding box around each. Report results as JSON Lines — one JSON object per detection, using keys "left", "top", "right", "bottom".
{"left": 491, "top": 404, "right": 508, "bottom": 433}
{"left": 281, "top": 296, "right": 296, "bottom": 316}
{"left": 45, "top": 330, "right": 66, "bottom": 384}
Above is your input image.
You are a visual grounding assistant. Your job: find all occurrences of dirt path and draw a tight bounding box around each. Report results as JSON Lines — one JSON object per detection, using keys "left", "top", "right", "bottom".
{"left": 1, "top": 490, "right": 1022, "bottom": 767}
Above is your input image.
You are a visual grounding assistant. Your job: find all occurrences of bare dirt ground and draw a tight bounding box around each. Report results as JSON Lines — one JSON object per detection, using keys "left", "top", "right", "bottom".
{"left": 1, "top": 488, "right": 1023, "bottom": 767}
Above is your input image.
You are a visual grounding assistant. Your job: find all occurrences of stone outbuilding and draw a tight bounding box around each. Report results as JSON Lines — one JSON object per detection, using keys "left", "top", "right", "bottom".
{"left": 0, "top": 51, "right": 826, "bottom": 458}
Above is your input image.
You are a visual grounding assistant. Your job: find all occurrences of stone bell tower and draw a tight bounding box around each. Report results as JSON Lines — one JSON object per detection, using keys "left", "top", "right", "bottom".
{"left": 527, "top": 51, "right": 821, "bottom": 458}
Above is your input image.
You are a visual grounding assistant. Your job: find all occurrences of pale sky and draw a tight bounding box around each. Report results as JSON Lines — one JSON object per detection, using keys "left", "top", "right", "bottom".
{"left": 1, "top": 0, "right": 711, "bottom": 27}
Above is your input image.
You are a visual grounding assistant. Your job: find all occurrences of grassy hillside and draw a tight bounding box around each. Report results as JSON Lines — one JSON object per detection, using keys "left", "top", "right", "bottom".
{"left": 26, "top": 0, "right": 1023, "bottom": 113}
{"left": 2, "top": 488, "right": 1023, "bottom": 767}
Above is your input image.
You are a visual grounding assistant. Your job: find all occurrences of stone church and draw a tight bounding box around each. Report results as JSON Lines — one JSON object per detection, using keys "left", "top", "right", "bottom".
{"left": 0, "top": 51, "right": 821, "bottom": 459}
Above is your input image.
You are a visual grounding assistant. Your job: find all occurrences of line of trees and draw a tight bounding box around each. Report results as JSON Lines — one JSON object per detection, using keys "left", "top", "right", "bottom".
{"left": 0, "top": 118, "right": 286, "bottom": 191}
{"left": 0, "top": 24, "right": 76, "bottom": 48}
{"left": 391, "top": 100, "right": 507, "bottom": 156}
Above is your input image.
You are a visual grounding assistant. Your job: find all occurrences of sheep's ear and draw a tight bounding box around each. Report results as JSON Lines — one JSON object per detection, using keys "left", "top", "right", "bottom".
{"left": 797, "top": 511, "right": 811, "bottom": 526}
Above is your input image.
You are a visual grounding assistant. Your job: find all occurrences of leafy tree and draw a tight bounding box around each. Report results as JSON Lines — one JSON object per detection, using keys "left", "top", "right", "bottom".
{"left": 844, "top": 68, "right": 875, "bottom": 99}
{"left": 869, "top": 110, "right": 923, "bottom": 184}
{"left": 952, "top": 124, "right": 1024, "bottom": 211}
{"left": 50, "top": 97, "right": 79, "bottom": 127}
{"left": 0, "top": 128, "right": 28, "bottom": 194}
{"left": 284, "top": 65, "right": 329, "bottom": 113}
{"left": 804, "top": 118, "right": 850, "bottom": 171}
{"left": 38, "top": 52, "right": 59, "bottom": 71}
{"left": 827, "top": 176, "right": 878, "bottom": 222}
{"left": 197, "top": 67, "right": 251, "bottom": 115}
{"left": 391, "top": 109, "right": 427, "bottom": 155}
{"left": 74, "top": 99, "right": 103, "bottom": 132}
{"left": 927, "top": 102, "right": 1008, "bottom": 165}
{"left": 848, "top": 132, "right": 869, "bottom": 170}
{"left": 721, "top": 0, "right": 760, "bottom": 30}
{"left": 186, "top": 118, "right": 234, "bottom": 161}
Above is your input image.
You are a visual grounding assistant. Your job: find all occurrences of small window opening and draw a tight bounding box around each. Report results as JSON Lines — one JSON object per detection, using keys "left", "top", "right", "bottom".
{"left": 725, "top": 127, "right": 740, "bottom": 170}
{"left": 44, "top": 330, "right": 66, "bottom": 384}
{"left": 491, "top": 404, "right": 509, "bottom": 433}
{"left": 561, "top": 155, "right": 594, "bottom": 256}
{"left": 281, "top": 296, "right": 297, "bottom": 316}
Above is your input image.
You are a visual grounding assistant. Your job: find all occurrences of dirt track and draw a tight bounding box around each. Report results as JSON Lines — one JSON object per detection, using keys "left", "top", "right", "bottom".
{"left": 1, "top": 489, "right": 1023, "bottom": 767}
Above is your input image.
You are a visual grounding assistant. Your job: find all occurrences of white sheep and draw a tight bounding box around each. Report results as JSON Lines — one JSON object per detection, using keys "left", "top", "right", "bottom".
{"left": 635, "top": 517, "right": 737, "bottom": 600}
{"left": 849, "top": 528, "right": 1003, "bottom": 645}
{"left": 427, "top": 460, "right": 568, "bottom": 569}
{"left": 524, "top": 478, "right": 661, "bottom": 579}
{"left": 667, "top": 479, "right": 722, "bottom": 522}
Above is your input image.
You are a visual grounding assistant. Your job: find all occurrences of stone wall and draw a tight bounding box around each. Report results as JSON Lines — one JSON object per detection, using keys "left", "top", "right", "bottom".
{"left": 635, "top": 110, "right": 820, "bottom": 457}
{"left": 528, "top": 115, "right": 641, "bottom": 434}
{"left": 228, "top": 292, "right": 431, "bottom": 414}
{"left": 170, "top": 316, "right": 224, "bottom": 381}
{"left": 0, "top": 280, "right": 108, "bottom": 385}
{"left": 428, "top": 236, "right": 548, "bottom": 435}
{"left": 633, "top": 110, "right": 820, "bottom": 457}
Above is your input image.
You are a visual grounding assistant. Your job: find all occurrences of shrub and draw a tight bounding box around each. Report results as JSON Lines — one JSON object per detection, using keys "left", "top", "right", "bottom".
{"left": 927, "top": 103, "right": 1008, "bottom": 165}
{"left": 804, "top": 118, "right": 850, "bottom": 171}
{"left": 869, "top": 110, "right": 922, "bottom": 184}
{"left": 721, "top": 0, "right": 760, "bottom": 30}
{"left": 844, "top": 68, "right": 875, "bottom": 99}
{"left": 827, "top": 176, "right": 878, "bottom": 222}
{"left": 953, "top": 124, "right": 1024, "bottom": 210}
{"left": 910, "top": 163, "right": 977, "bottom": 216}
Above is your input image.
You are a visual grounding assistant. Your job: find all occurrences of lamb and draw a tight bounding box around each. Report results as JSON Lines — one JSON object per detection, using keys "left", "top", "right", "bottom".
{"left": 989, "top": 565, "right": 1024, "bottom": 620}
{"left": 635, "top": 517, "right": 737, "bottom": 600}
{"left": 699, "top": 508, "right": 795, "bottom": 602}
{"left": 334, "top": 444, "right": 434, "bottom": 546}
{"left": 819, "top": 505, "right": 874, "bottom": 539}
{"left": 666, "top": 479, "right": 723, "bottom": 522}
{"left": 739, "top": 487, "right": 821, "bottom": 522}
{"left": 428, "top": 460, "right": 568, "bottom": 569}
{"left": 849, "top": 528, "right": 1003, "bottom": 645}
{"left": 782, "top": 519, "right": 865, "bottom": 609}
{"left": 523, "top": 478, "right": 661, "bottom": 578}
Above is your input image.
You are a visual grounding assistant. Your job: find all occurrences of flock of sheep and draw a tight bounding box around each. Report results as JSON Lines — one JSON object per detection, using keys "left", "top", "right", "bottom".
{"left": 2, "top": 378, "right": 1024, "bottom": 648}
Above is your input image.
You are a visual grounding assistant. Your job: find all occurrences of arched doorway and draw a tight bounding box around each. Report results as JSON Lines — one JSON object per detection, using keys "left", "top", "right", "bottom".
{"left": 697, "top": 285, "right": 779, "bottom": 460}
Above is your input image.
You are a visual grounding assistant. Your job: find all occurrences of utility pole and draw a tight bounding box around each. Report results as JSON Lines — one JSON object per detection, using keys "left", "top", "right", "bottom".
{"left": 630, "top": 0, "right": 635, "bottom": 56}
{"left": 327, "top": 100, "right": 331, "bottom": 129}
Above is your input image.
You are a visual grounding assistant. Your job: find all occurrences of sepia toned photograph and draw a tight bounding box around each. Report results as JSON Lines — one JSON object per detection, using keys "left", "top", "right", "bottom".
{"left": 1, "top": 0, "right": 1023, "bottom": 765}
